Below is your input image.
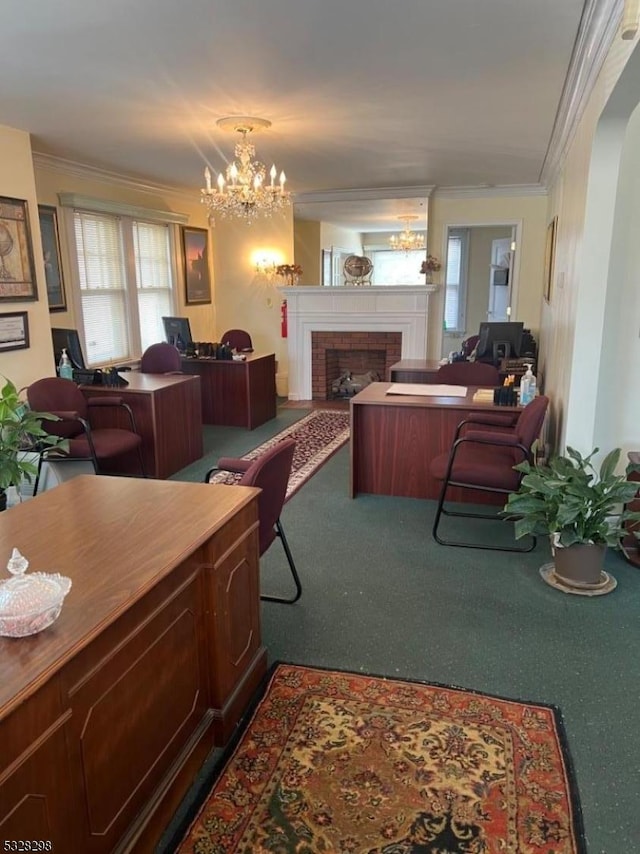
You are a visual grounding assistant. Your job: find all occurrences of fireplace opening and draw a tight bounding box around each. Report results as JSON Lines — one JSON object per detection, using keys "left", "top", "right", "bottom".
{"left": 331, "top": 370, "right": 381, "bottom": 398}
{"left": 312, "top": 332, "right": 402, "bottom": 400}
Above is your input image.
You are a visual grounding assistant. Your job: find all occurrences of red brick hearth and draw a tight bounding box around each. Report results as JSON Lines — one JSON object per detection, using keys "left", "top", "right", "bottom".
{"left": 311, "top": 331, "right": 402, "bottom": 399}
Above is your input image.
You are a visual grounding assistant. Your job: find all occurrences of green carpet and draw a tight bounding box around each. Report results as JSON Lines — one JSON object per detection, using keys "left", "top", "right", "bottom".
{"left": 159, "top": 407, "right": 640, "bottom": 853}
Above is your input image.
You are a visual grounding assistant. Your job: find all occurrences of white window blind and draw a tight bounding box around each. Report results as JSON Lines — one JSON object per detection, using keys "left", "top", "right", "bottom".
{"left": 73, "top": 211, "right": 175, "bottom": 366}
{"left": 133, "top": 221, "right": 173, "bottom": 352}
{"left": 444, "top": 230, "right": 469, "bottom": 332}
{"left": 74, "top": 212, "right": 130, "bottom": 365}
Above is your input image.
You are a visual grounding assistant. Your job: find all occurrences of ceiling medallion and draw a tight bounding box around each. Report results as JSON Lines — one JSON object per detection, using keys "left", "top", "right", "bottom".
{"left": 389, "top": 215, "right": 426, "bottom": 252}
{"left": 201, "top": 116, "right": 290, "bottom": 224}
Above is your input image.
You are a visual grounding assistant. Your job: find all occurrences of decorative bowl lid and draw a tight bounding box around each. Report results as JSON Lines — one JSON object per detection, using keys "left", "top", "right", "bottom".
{"left": 0, "top": 548, "right": 71, "bottom": 624}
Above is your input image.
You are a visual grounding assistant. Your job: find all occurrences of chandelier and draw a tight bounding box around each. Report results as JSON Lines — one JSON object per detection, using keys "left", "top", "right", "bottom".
{"left": 201, "top": 117, "right": 290, "bottom": 224}
{"left": 389, "top": 215, "right": 426, "bottom": 252}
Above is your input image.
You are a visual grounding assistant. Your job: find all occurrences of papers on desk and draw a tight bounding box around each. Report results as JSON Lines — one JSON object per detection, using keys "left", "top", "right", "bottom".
{"left": 386, "top": 383, "right": 468, "bottom": 397}
{"left": 472, "top": 388, "right": 496, "bottom": 402}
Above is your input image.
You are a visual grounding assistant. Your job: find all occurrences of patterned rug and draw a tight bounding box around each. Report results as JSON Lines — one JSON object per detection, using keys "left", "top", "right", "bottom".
{"left": 177, "top": 664, "right": 585, "bottom": 853}
{"left": 207, "top": 409, "right": 350, "bottom": 501}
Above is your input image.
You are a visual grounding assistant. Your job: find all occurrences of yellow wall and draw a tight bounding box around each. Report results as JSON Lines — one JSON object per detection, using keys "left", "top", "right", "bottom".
{"left": 0, "top": 126, "right": 55, "bottom": 392}
{"left": 294, "top": 219, "right": 321, "bottom": 285}
{"left": 427, "top": 193, "right": 548, "bottom": 360}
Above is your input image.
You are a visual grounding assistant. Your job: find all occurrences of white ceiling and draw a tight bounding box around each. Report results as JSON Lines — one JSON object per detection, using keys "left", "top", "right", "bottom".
{"left": 2, "top": 0, "right": 592, "bottom": 230}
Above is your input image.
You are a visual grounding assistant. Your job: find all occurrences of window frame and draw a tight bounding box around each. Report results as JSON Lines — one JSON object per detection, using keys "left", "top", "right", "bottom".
{"left": 443, "top": 228, "right": 470, "bottom": 334}
{"left": 62, "top": 206, "right": 181, "bottom": 368}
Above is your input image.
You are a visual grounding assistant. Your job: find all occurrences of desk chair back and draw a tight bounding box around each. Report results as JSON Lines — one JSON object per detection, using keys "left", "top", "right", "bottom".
{"left": 205, "top": 438, "right": 301, "bottom": 603}
{"left": 436, "top": 361, "right": 500, "bottom": 386}
{"left": 220, "top": 329, "right": 253, "bottom": 351}
{"left": 140, "top": 342, "right": 182, "bottom": 373}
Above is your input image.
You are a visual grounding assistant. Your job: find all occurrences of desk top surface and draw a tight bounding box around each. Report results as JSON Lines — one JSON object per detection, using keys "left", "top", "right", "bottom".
{"left": 351, "top": 381, "right": 522, "bottom": 411}
{"left": 0, "top": 475, "right": 259, "bottom": 717}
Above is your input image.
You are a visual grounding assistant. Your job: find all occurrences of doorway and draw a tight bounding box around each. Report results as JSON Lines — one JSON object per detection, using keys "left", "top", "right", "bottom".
{"left": 441, "top": 224, "right": 516, "bottom": 358}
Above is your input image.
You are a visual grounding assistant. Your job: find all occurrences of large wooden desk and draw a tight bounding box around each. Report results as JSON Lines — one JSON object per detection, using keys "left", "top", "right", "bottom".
{"left": 0, "top": 476, "right": 266, "bottom": 853}
{"left": 180, "top": 353, "right": 276, "bottom": 429}
{"left": 81, "top": 373, "right": 203, "bottom": 478}
{"left": 350, "top": 381, "right": 521, "bottom": 501}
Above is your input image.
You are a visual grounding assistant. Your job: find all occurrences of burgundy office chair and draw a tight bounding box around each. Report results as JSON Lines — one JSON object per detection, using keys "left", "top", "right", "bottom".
{"left": 430, "top": 395, "right": 549, "bottom": 551}
{"left": 140, "top": 342, "right": 182, "bottom": 373}
{"left": 220, "top": 329, "right": 253, "bottom": 352}
{"left": 27, "top": 377, "right": 146, "bottom": 495}
{"left": 204, "top": 438, "right": 301, "bottom": 603}
{"left": 436, "top": 361, "right": 500, "bottom": 386}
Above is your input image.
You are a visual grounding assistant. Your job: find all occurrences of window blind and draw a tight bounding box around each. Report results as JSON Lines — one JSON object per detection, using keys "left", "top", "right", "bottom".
{"left": 73, "top": 211, "right": 176, "bottom": 366}
{"left": 444, "top": 235, "right": 462, "bottom": 331}
{"left": 369, "top": 249, "right": 424, "bottom": 285}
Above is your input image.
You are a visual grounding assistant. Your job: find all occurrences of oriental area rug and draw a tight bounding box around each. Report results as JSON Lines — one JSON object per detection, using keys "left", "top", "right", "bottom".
{"left": 177, "top": 663, "right": 585, "bottom": 854}
{"left": 207, "top": 409, "right": 350, "bottom": 501}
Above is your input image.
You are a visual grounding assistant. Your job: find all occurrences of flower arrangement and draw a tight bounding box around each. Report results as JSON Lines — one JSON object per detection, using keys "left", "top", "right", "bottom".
{"left": 276, "top": 263, "right": 303, "bottom": 286}
{"left": 420, "top": 255, "right": 441, "bottom": 275}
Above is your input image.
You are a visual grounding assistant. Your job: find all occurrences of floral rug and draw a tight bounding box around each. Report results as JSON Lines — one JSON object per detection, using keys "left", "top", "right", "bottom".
{"left": 207, "top": 409, "right": 350, "bottom": 501}
{"left": 177, "top": 663, "right": 585, "bottom": 853}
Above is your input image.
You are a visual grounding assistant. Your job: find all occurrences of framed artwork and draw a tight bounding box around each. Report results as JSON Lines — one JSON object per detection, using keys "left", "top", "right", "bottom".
{"left": 38, "top": 205, "right": 67, "bottom": 312}
{"left": 543, "top": 215, "right": 557, "bottom": 303}
{"left": 0, "top": 196, "right": 37, "bottom": 301}
{"left": 0, "top": 311, "right": 29, "bottom": 351}
{"left": 182, "top": 226, "right": 211, "bottom": 304}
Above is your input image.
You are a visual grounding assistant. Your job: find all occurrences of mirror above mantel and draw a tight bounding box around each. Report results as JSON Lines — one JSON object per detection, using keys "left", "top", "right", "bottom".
{"left": 293, "top": 187, "right": 433, "bottom": 286}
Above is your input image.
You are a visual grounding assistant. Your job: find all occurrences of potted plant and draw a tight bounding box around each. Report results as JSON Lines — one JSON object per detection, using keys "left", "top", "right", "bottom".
{"left": 0, "top": 377, "right": 66, "bottom": 510}
{"left": 504, "top": 445, "right": 640, "bottom": 590}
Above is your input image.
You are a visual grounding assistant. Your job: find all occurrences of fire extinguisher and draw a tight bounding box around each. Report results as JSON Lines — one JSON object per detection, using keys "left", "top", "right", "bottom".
{"left": 280, "top": 299, "right": 288, "bottom": 338}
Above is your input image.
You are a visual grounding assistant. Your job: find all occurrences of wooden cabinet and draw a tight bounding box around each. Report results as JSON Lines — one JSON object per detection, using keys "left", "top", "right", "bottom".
{"left": 0, "top": 476, "right": 267, "bottom": 852}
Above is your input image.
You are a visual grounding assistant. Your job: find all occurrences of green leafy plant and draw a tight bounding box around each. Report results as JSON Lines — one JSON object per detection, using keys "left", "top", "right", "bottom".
{"left": 504, "top": 445, "right": 640, "bottom": 548}
{"left": 0, "top": 378, "right": 67, "bottom": 492}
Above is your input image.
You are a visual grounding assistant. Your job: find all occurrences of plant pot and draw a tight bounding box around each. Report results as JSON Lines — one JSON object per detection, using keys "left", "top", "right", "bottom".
{"left": 0, "top": 490, "right": 5, "bottom": 512}
{"left": 553, "top": 541, "right": 606, "bottom": 586}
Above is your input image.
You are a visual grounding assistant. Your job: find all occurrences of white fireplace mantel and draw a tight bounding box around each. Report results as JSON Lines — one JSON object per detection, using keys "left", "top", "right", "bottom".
{"left": 279, "top": 285, "right": 436, "bottom": 400}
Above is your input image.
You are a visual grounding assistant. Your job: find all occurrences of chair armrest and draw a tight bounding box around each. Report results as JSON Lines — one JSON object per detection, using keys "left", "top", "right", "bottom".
{"left": 462, "top": 430, "right": 521, "bottom": 446}
{"left": 47, "top": 409, "right": 82, "bottom": 420}
{"left": 463, "top": 411, "right": 519, "bottom": 428}
{"left": 216, "top": 456, "right": 252, "bottom": 474}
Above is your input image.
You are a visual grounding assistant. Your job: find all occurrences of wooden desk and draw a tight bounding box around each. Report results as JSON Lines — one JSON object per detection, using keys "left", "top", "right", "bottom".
{"left": 387, "top": 358, "right": 442, "bottom": 383}
{"left": 81, "top": 373, "right": 203, "bottom": 479}
{"left": 181, "top": 353, "right": 276, "bottom": 429}
{"left": 0, "top": 476, "right": 266, "bottom": 853}
{"left": 350, "top": 381, "right": 521, "bottom": 501}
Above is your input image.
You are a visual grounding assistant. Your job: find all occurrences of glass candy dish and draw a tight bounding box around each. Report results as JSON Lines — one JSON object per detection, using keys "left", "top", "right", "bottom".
{"left": 0, "top": 548, "right": 72, "bottom": 638}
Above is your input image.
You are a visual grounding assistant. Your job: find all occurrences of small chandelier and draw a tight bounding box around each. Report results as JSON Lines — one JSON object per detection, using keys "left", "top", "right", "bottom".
{"left": 389, "top": 215, "right": 426, "bottom": 252}
{"left": 201, "top": 117, "right": 290, "bottom": 224}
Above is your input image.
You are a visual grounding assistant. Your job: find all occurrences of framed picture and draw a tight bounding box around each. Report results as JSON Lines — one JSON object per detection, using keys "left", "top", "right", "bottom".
{"left": 0, "top": 196, "right": 37, "bottom": 301}
{"left": 543, "top": 215, "right": 557, "bottom": 303}
{"left": 0, "top": 311, "right": 29, "bottom": 351}
{"left": 182, "top": 226, "right": 211, "bottom": 304}
{"left": 38, "top": 205, "right": 67, "bottom": 312}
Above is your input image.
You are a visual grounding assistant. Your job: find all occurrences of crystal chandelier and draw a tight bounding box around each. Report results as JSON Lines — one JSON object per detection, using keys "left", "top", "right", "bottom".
{"left": 201, "top": 117, "right": 290, "bottom": 224}
{"left": 389, "top": 215, "right": 426, "bottom": 252}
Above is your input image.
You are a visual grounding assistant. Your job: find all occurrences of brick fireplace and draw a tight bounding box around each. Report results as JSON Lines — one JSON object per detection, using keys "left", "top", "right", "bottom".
{"left": 279, "top": 285, "right": 435, "bottom": 400}
{"left": 312, "top": 331, "right": 402, "bottom": 399}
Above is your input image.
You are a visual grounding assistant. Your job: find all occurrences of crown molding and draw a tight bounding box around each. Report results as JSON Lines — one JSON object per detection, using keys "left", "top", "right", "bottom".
{"left": 32, "top": 151, "right": 196, "bottom": 203}
{"left": 57, "top": 192, "right": 189, "bottom": 225}
{"left": 539, "top": 0, "right": 623, "bottom": 188}
{"left": 433, "top": 184, "right": 547, "bottom": 199}
{"left": 293, "top": 186, "right": 435, "bottom": 204}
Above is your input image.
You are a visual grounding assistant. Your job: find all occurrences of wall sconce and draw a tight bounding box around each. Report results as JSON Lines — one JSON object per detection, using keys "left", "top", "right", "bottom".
{"left": 252, "top": 249, "right": 282, "bottom": 281}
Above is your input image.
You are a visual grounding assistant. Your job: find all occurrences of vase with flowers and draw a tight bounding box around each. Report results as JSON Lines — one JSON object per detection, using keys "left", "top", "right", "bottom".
{"left": 420, "top": 255, "right": 441, "bottom": 284}
{"left": 276, "top": 264, "right": 303, "bottom": 286}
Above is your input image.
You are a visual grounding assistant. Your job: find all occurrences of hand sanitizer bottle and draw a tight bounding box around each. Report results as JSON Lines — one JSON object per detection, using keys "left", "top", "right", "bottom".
{"left": 59, "top": 348, "right": 74, "bottom": 380}
{"left": 519, "top": 364, "right": 535, "bottom": 405}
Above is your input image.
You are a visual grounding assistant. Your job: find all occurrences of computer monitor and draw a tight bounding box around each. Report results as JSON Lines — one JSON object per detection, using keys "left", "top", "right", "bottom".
{"left": 475, "top": 321, "right": 524, "bottom": 363}
{"left": 162, "top": 316, "right": 193, "bottom": 347}
{"left": 51, "top": 328, "right": 87, "bottom": 370}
